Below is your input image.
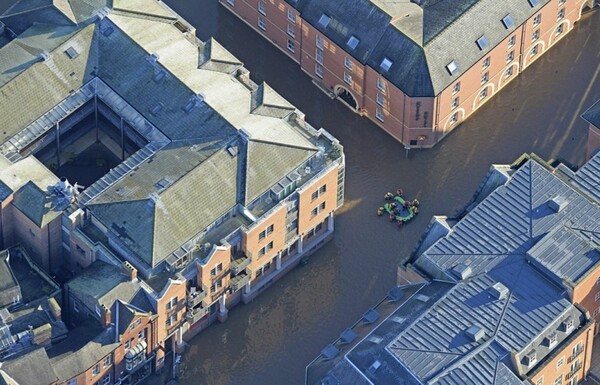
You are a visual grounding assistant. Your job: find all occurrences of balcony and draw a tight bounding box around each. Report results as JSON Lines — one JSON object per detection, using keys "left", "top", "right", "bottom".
{"left": 186, "top": 305, "right": 209, "bottom": 324}
{"left": 231, "top": 256, "right": 250, "bottom": 275}
{"left": 230, "top": 272, "right": 250, "bottom": 292}
{"left": 186, "top": 286, "right": 207, "bottom": 308}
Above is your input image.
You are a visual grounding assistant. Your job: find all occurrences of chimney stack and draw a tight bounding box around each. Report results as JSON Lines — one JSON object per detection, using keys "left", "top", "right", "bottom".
{"left": 121, "top": 261, "right": 137, "bottom": 281}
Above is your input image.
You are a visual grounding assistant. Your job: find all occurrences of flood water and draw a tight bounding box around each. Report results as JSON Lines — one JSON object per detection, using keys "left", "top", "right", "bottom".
{"left": 1, "top": 1, "right": 599, "bottom": 384}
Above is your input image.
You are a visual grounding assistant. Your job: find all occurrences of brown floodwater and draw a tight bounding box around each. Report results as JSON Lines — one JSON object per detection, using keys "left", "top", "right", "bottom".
{"left": 1, "top": 1, "right": 598, "bottom": 384}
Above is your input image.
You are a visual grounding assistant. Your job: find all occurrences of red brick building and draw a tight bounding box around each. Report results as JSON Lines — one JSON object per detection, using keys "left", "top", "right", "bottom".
{"left": 222, "top": 0, "right": 598, "bottom": 147}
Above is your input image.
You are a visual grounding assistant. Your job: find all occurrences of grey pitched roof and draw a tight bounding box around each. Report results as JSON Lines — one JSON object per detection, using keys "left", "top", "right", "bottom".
{"left": 66, "top": 260, "right": 152, "bottom": 311}
{"left": 572, "top": 151, "right": 600, "bottom": 202}
{"left": 0, "top": 181, "right": 12, "bottom": 201}
{"left": 582, "top": 99, "right": 600, "bottom": 129}
{"left": 294, "top": 0, "right": 551, "bottom": 96}
{"left": 47, "top": 324, "right": 119, "bottom": 383}
{"left": 0, "top": 250, "right": 19, "bottom": 308}
{"left": 1, "top": 347, "right": 58, "bottom": 385}
{"left": 11, "top": 181, "right": 63, "bottom": 228}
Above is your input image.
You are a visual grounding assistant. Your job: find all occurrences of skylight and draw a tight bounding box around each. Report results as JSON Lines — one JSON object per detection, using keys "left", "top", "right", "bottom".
{"left": 347, "top": 35, "right": 360, "bottom": 50}
{"left": 318, "top": 14, "right": 331, "bottom": 28}
{"left": 446, "top": 61, "right": 458, "bottom": 75}
{"left": 502, "top": 15, "right": 514, "bottom": 29}
{"left": 65, "top": 47, "right": 79, "bottom": 59}
{"left": 476, "top": 35, "right": 489, "bottom": 50}
{"left": 380, "top": 57, "right": 393, "bottom": 72}
{"left": 528, "top": 0, "right": 539, "bottom": 7}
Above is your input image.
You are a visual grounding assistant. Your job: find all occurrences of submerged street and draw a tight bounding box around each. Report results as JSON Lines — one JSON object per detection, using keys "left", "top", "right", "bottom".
{"left": 162, "top": 3, "right": 599, "bottom": 384}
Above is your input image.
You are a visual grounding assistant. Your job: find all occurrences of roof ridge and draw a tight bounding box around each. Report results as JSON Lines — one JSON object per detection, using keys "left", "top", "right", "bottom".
{"left": 248, "top": 137, "right": 317, "bottom": 152}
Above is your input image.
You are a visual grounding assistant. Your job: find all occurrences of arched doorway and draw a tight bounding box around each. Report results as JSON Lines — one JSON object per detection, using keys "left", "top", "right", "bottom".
{"left": 334, "top": 85, "right": 358, "bottom": 111}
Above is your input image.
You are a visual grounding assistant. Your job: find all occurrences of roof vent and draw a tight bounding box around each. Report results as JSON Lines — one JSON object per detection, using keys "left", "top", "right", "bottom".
{"left": 476, "top": 35, "right": 489, "bottom": 50}
{"left": 489, "top": 282, "right": 509, "bottom": 300}
{"left": 150, "top": 103, "right": 164, "bottom": 116}
{"left": 524, "top": 350, "right": 537, "bottom": 367}
{"left": 465, "top": 325, "right": 485, "bottom": 343}
{"left": 227, "top": 146, "right": 238, "bottom": 157}
{"left": 502, "top": 15, "right": 515, "bottom": 29}
{"left": 154, "top": 178, "right": 171, "bottom": 191}
{"left": 446, "top": 61, "right": 458, "bottom": 75}
{"left": 380, "top": 57, "right": 393, "bottom": 72}
{"left": 548, "top": 196, "right": 568, "bottom": 213}
{"left": 451, "top": 263, "right": 472, "bottom": 280}
{"left": 346, "top": 35, "right": 360, "bottom": 50}
{"left": 318, "top": 14, "right": 331, "bottom": 28}
{"left": 321, "top": 344, "right": 339, "bottom": 360}
{"left": 362, "top": 308, "right": 380, "bottom": 324}
{"left": 528, "top": 0, "right": 539, "bottom": 7}
{"left": 153, "top": 69, "right": 167, "bottom": 83}
{"left": 544, "top": 332, "right": 558, "bottom": 348}
{"left": 149, "top": 53, "right": 160, "bottom": 64}
{"left": 65, "top": 46, "right": 79, "bottom": 59}
{"left": 367, "top": 360, "right": 382, "bottom": 375}
{"left": 40, "top": 51, "right": 51, "bottom": 62}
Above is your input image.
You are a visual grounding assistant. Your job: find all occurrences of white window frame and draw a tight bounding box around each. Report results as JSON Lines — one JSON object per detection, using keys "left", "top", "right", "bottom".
{"left": 287, "top": 8, "right": 295, "bottom": 23}
{"left": 377, "top": 78, "right": 386, "bottom": 93}
{"left": 557, "top": 8, "right": 565, "bottom": 20}
{"left": 508, "top": 35, "right": 516, "bottom": 47}
{"left": 316, "top": 35, "right": 324, "bottom": 49}
{"left": 479, "top": 88, "right": 488, "bottom": 99}
{"left": 287, "top": 39, "right": 295, "bottom": 53}
{"left": 450, "top": 112, "right": 458, "bottom": 125}
{"left": 343, "top": 72, "right": 352, "bottom": 85}
{"left": 532, "top": 29, "right": 540, "bottom": 41}
{"left": 452, "top": 82, "right": 460, "bottom": 95}
{"left": 227, "top": 0, "right": 234, "bottom": 5}
{"left": 533, "top": 14, "right": 542, "bottom": 26}
{"left": 258, "top": 16, "right": 266, "bottom": 31}
{"left": 315, "top": 63, "right": 323, "bottom": 78}
{"left": 258, "top": 0, "right": 266, "bottom": 16}
{"left": 101, "top": 373, "right": 111, "bottom": 385}
{"left": 531, "top": 45, "right": 539, "bottom": 56}
{"left": 451, "top": 97, "right": 459, "bottom": 109}
{"left": 376, "top": 92, "right": 385, "bottom": 107}
{"left": 344, "top": 56, "right": 353, "bottom": 70}
{"left": 287, "top": 24, "right": 295, "bottom": 38}
{"left": 92, "top": 364, "right": 100, "bottom": 376}
{"left": 556, "top": 24, "right": 564, "bottom": 35}
{"left": 316, "top": 48, "right": 324, "bottom": 64}
{"left": 507, "top": 50, "right": 514, "bottom": 62}
{"left": 481, "top": 71, "right": 489, "bottom": 85}
{"left": 375, "top": 107, "right": 384, "bottom": 122}
{"left": 557, "top": 357, "right": 564, "bottom": 369}
{"left": 103, "top": 355, "right": 111, "bottom": 368}
{"left": 505, "top": 66, "right": 513, "bottom": 78}
{"left": 482, "top": 57, "right": 491, "bottom": 69}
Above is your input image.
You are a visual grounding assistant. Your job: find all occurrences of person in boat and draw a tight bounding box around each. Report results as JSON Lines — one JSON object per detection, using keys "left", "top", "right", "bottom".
{"left": 412, "top": 199, "right": 420, "bottom": 207}
{"left": 397, "top": 219, "right": 403, "bottom": 227}
{"left": 403, "top": 200, "right": 411, "bottom": 207}
{"left": 389, "top": 213, "right": 395, "bottom": 221}
{"left": 377, "top": 207, "right": 384, "bottom": 216}
{"left": 396, "top": 189, "right": 403, "bottom": 197}
{"left": 384, "top": 192, "right": 394, "bottom": 200}
{"left": 413, "top": 207, "right": 419, "bottom": 215}
{"left": 390, "top": 202, "right": 396, "bottom": 208}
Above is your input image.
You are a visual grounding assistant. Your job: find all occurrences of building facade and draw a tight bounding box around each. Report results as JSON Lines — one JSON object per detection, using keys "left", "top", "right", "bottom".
{"left": 222, "top": 0, "right": 598, "bottom": 147}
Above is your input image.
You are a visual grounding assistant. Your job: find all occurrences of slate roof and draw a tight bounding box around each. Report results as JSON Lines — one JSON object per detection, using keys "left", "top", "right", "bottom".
{"left": 0, "top": 347, "right": 58, "bottom": 385}
{"left": 572, "top": 150, "right": 600, "bottom": 202}
{"left": 66, "top": 260, "right": 152, "bottom": 312}
{"left": 11, "top": 182, "right": 59, "bottom": 228}
{"left": 582, "top": 99, "right": 600, "bottom": 129}
{"left": 0, "top": 251, "right": 18, "bottom": 297}
{"left": 47, "top": 324, "right": 119, "bottom": 383}
{"left": 293, "top": 0, "right": 551, "bottom": 96}
{"left": 0, "top": 0, "right": 329, "bottom": 271}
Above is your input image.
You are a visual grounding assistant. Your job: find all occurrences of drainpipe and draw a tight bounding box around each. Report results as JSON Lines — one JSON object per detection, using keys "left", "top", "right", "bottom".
{"left": 115, "top": 300, "right": 119, "bottom": 343}
{"left": 583, "top": 326, "right": 592, "bottom": 380}
{"left": 56, "top": 121, "right": 60, "bottom": 168}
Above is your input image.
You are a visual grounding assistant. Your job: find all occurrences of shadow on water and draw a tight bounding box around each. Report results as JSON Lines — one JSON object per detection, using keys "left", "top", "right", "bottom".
{"left": 1, "top": 1, "right": 598, "bottom": 384}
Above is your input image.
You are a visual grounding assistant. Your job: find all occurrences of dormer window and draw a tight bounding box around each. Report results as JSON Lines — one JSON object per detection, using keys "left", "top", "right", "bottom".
{"left": 318, "top": 14, "right": 331, "bottom": 28}
{"left": 347, "top": 35, "right": 360, "bottom": 50}
{"left": 524, "top": 351, "right": 537, "bottom": 367}
{"left": 476, "top": 35, "right": 489, "bottom": 50}
{"left": 545, "top": 332, "right": 558, "bottom": 348}
{"left": 502, "top": 15, "right": 515, "bottom": 29}
{"left": 563, "top": 317, "right": 574, "bottom": 333}
{"left": 380, "top": 57, "right": 393, "bottom": 72}
{"left": 446, "top": 61, "right": 458, "bottom": 75}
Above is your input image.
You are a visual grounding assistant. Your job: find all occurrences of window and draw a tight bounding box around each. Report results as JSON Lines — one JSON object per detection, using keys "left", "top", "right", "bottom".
{"left": 227, "top": 0, "right": 234, "bottom": 5}
{"left": 375, "top": 107, "right": 384, "bottom": 122}
{"left": 139, "top": 329, "right": 145, "bottom": 340}
{"left": 377, "top": 78, "right": 386, "bottom": 93}
{"left": 557, "top": 357, "right": 564, "bottom": 368}
{"left": 595, "top": 292, "right": 600, "bottom": 301}
{"left": 505, "top": 66, "right": 514, "bottom": 78}
{"left": 318, "top": 14, "right": 331, "bottom": 28}
{"left": 557, "top": 8, "right": 565, "bottom": 20}
{"left": 482, "top": 57, "right": 491, "bottom": 69}
{"left": 344, "top": 72, "right": 352, "bottom": 85}
{"left": 316, "top": 35, "right": 324, "bottom": 49}
{"left": 166, "top": 297, "right": 177, "bottom": 310}
{"left": 376, "top": 92, "right": 385, "bottom": 107}
{"left": 528, "top": 0, "right": 539, "bottom": 7}
{"left": 136, "top": 318, "right": 141, "bottom": 326}
{"left": 380, "top": 57, "right": 393, "bottom": 71}
{"left": 287, "top": 8, "right": 295, "bottom": 23}
{"left": 446, "top": 61, "right": 458, "bottom": 75}
{"left": 129, "top": 323, "right": 134, "bottom": 331}
{"left": 558, "top": 0, "right": 566, "bottom": 4}
{"left": 450, "top": 112, "right": 458, "bottom": 125}
{"left": 258, "top": 16, "right": 266, "bottom": 31}
{"left": 452, "top": 82, "right": 461, "bottom": 95}
{"left": 451, "top": 97, "right": 459, "bottom": 109}
{"left": 508, "top": 35, "right": 516, "bottom": 47}
{"left": 554, "top": 375, "right": 562, "bottom": 385}
{"left": 68, "top": 379, "right": 77, "bottom": 385}
{"left": 507, "top": 50, "right": 514, "bottom": 62}
{"left": 258, "top": 1, "right": 266, "bottom": 15}
{"left": 166, "top": 314, "right": 177, "bottom": 327}
{"left": 315, "top": 64, "right": 323, "bottom": 78}
{"left": 266, "top": 225, "right": 274, "bottom": 235}
{"left": 346, "top": 35, "right": 359, "bottom": 50}
{"left": 311, "top": 190, "right": 319, "bottom": 201}
{"left": 480, "top": 88, "right": 488, "bottom": 99}
{"left": 73, "top": 300, "right": 80, "bottom": 313}
{"left": 532, "top": 29, "right": 540, "bottom": 41}
{"left": 210, "top": 266, "right": 217, "bottom": 275}
{"left": 101, "top": 374, "right": 111, "bottom": 385}
{"left": 556, "top": 24, "right": 564, "bottom": 35}
{"left": 594, "top": 306, "right": 600, "bottom": 317}
{"left": 319, "top": 185, "right": 326, "bottom": 194}
{"left": 533, "top": 14, "right": 542, "bottom": 26}
{"left": 103, "top": 355, "right": 111, "bottom": 368}
{"left": 476, "top": 35, "right": 489, "bottom": 50}
{"left": 287, "top": 39, "right": 295, "bottom": 53}
{"left": 481, "top": 71, "right": 489, "bottom": 84}
{"left": 125, "top": 339, "right": 131, "bottom": 349}
{"left": 344, "top": 56, "right": 353, "bottom": 70}
{"left": 536, "top": 377, "right": 544, "bottom": 385}
{"left": 287, "top": 24, "right": 295, "bottom": 38}
{"left": 502, "top": 14, "right": 515, "bottom": 29}
{"left": 531, "top": 45, "right": 539, "bottom": 56}
{"left": 311, "top": 207, "right": 318, "bottom": 218}
{"left": 316, "top": 48, "right": 324, "bottom": 64}
{"left": 92, "top": 364, "right": 100, "bottom": 376}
